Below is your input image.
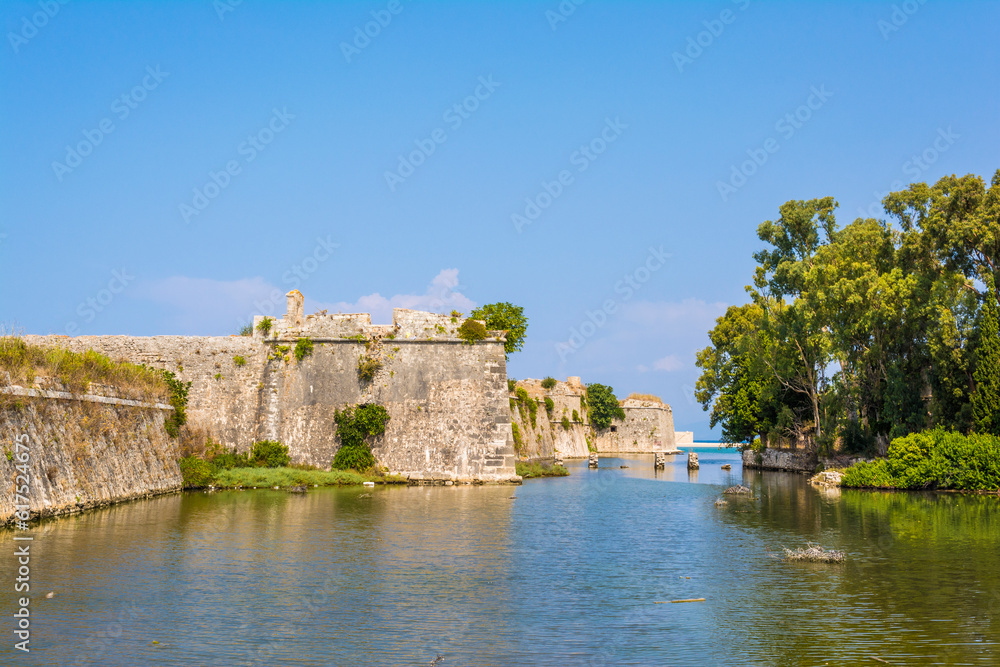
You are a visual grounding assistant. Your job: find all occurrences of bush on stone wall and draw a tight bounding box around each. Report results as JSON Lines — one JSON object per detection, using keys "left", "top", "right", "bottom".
{"left": 586, "top": 383, "right": 625, "bottom": 431}
{"left": 294, "top": 337, "right": 314, "bottom": 362}
{"left": 333, "top": 404, "right": 390, "bottom": 472}
{"left": 541, "top": 377, "right": 557, "bottom": 389}
{"left": 457, "top": 318, "right": 488, "bottom": 344}
{"left": 162, "top": 370, "right": 191, "bottom": 437}
{"left": 0, "top": 335, "right": 168, "bottom": 400}
{"left": 544, "top": 396, "right": 555, "bottom": 417}
{"left": 357, "top": 355, "right": 383, "bottom": 382}
{"left": 255, "top": 317, "right": 274, "bottom": 336}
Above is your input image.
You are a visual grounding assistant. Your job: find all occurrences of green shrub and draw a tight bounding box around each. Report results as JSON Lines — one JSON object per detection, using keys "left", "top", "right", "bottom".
{"left": 294, "top": 337, "right": 314, "bottom": 362}
{"left": 541, "top": 377, "right": 557, "bottom": 389}
{"left": 333, "top": 404, "right": 390, "bottom": 471}
{"left": 233, "top": 355, "right": 246, "bottom": 367}
{"left": 179, "top": 456, "right": 215, "bottom": 488}
{"left": 511, "top": 423, "right": 524, "bottom": 451}
{"left": 515, "top": 386, "right": 530, "bottom": 403}
{"left": 516, "top": 461, "right": 569, "bottom": 478}
{"left": 210, "top": 448, "right": 252, "bottom": 470}
{"left": 544, "top": 396, "right": 555, "bottom": 416}
{"left": 527, "top": 398, "right": 538, "bottom": 429}
{"left": 561, "top": 416, "right": 571, "bottom": 430}
{"left": 357, "top": 355, "right": 383, "bottom": 382}
{"left": 470, "top": 302, "right": 528, "bottom": 359}
{"left": 586, "top": 383, "right": 625, "bottom": 431}
{"left": 509, "top": 398, "right": 516, "bottom": 412}
{"left": 457, "top": 318, "right": 488, "bottom": 344}
{"left": 507, "top": 379, "right": 516, "bottom": 392}
{"left": 572, "top": 409, "right": 580, "bottom": 422}
{"left": 255, "top": 317, "right": 273, "bottom": 336}
{"left": 842, "top": 428, "right": 1000, "bottom": 491}
{"left": 332, "top": 444, "right": 375, "bottom": 472}
{"left": 249, "top": 440, "right": 290, "bottom": 468}
{"left": 162, "top": 370, "right": 191, "bottom": 438}
{"left": 238, "top": 324, "right": 253, "bottom": 337}
{"left": 841, "top": 460, "right": 897, "bottom": 488}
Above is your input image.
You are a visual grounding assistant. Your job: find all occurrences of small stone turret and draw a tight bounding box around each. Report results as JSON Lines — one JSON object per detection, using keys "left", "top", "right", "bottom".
{"left": 286, "top": 290, "right": 304, "bottom": 327}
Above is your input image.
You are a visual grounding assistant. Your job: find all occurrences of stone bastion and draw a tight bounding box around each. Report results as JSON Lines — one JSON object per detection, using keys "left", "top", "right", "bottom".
{"left": 26, "top": 291, "right": 519, "bottom": 484}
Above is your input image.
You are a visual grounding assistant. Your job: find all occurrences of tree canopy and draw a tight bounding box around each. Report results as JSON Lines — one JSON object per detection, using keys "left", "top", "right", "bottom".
{"left": 470, "top": 302, "right": 528, "bottom": 359}
{"left": 586, "top": 383, "right": 626, "bottom": 431}
{"left": 697, "top": 169, "right": 1000, "bottom": 454}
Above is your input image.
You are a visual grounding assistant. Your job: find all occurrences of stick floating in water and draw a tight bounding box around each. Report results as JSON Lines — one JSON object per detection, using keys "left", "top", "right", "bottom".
{"left": 654, "top": 598, "right": 706, "bottom": 604}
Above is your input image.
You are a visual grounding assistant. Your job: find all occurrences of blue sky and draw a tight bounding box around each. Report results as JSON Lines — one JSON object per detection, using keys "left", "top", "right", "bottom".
{"left": 2, "top": 0, "right": 998, "bottom": 436}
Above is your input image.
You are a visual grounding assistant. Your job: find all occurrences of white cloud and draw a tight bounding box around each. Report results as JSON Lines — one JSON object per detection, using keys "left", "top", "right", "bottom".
{"left": 313, "top": 269, "right": 475, "bottom": 324}
{"left": 652, "top": 354, "right": 684, "bottom": 372}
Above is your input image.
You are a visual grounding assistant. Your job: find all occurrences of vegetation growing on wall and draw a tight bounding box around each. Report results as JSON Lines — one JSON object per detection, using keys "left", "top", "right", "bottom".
{"left": 0, "top": 336, "right": 169, "bottom": 401}
{"left": 470, "top": 302, "right": 528, "bottom": 359}
{"left": 357, "top": 355, "right": 383, "bottom": 382}
{"left": 544, "top": 396, "right": 555, "bottom": 417}
{"left": 162, "top": 370, "right": 191, "bottom": 437}
{"left": 294, "top": 337, "right": 314, "bottom": 363}
{"left": 541, "top": 377, "right": 557, "bottom": 389}
{"left": 332, "top": 403, "right": 390, "bottom": 471}
{"left": 561, "top": 416, "right": 571, "bottom": 430}
{"left": 508, "top": 379, "right": 516, "bottom": 392}
{"left": 255, "top": 317, "right": 273, "bottom": 336}
{"left": 511, "top": 423, "right": 524, "bottom": 451}
{"left": 572, "top": 409, "right": 580, "bottom": 422}
{"left": 457, "top": 318, "right": 487, "bottom": 344}
{"left": 238, "top": 323, "right": 253, "bottom": 336}
{"left": 233, "top": 355, "right": 246, "bottom": 367}
{"left": 586, "top": 383, "right": 625, "bottom": 431}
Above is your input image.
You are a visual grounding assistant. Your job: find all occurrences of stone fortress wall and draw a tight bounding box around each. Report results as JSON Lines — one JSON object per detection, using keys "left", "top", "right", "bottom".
{"left": 0, "top": 383, "right": 182, "bottom": 523}
{"left": 510, "top": 378, "right": 680, "bottom": 459}
{"left": 25, "top": 291, "right": 518, "bottom": 484}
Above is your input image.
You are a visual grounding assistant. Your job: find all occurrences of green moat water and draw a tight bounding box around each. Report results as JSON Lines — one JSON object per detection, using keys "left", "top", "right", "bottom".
{"left": 3, "top": 449, "right": 999, "bottom": 665}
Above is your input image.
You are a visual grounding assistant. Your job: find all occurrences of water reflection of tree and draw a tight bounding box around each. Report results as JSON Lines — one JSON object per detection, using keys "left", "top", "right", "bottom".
{"left": 712, "top": 471, "right": 1000, "bottom": 664}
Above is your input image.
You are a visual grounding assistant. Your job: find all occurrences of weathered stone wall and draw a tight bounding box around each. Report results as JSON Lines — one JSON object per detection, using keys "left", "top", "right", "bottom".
{"left": 510, "top": 378, "right": 590, "bottom": 459}
{"left": 25, "top": 302, "right": 518, "bottom": 483}
{"left": 0, "top": 385, "right": 181, "bottom": 524}
{"left": 24, "top": 334, "right": 267, "bottom": 449}
{"left": 594, "top": 398, "right": 677, "bottom": 453}
{"left": 742, "top": 447, "right": 818, "bottom": 473}
{"left": 510, "top": 381, "right": 678, "bottom": 458}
